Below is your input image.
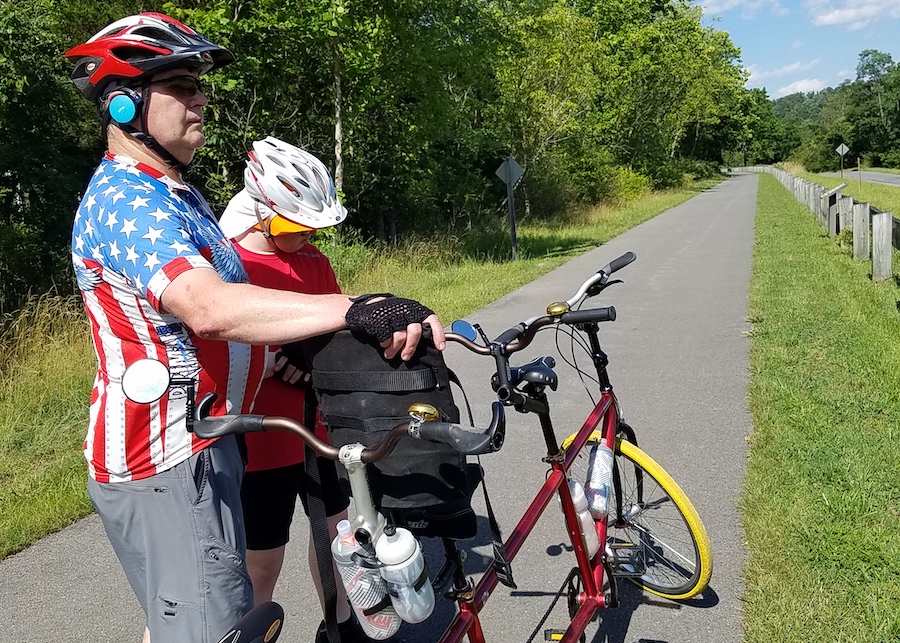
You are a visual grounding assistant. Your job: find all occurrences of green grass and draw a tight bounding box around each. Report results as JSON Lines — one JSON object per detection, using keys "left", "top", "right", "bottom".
{"left": 0, "top": 178, "right": 721, "bottom": 560}
{"left": 0, "top": 296, "right": 96, "bottom": 559}
{"left": 743, "top": 173, "right": 900, "bottom": 642}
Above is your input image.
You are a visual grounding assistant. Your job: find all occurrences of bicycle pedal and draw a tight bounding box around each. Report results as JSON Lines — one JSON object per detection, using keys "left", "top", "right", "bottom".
{"left": 544, "top": 630, "right": 566, "bottom": 641}
{"left": 608, "top": 542, "right": 646, "bottom": 577}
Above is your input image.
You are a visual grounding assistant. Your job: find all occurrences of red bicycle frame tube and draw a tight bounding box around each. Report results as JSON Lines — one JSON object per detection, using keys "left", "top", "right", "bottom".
{"left": 437, "top": 391, "right": 620, "bottom": 643}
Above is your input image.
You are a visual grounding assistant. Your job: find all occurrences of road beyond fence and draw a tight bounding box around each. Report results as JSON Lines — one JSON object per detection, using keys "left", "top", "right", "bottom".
{"left": 0, "top": 174, "right": 758, "bottom": 643}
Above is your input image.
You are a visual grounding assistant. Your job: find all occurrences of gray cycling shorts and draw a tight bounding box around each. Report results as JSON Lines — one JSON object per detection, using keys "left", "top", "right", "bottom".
{"left": 88, "top": 435, "right": 253, "bottom": 643}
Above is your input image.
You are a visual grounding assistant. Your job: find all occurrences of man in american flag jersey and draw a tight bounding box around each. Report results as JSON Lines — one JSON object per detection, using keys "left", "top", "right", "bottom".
{"left": 66, "top": 13, "right": 444, "bottom": 643}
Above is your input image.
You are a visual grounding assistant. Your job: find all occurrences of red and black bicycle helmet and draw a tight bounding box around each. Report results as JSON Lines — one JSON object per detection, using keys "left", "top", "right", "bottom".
{"left": 66, "top": 12, "right": 235, "bottom": 102}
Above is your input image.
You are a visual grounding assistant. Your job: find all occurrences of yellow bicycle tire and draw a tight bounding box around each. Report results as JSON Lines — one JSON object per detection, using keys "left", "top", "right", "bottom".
{"left": 561, "top": 431, "right": 712, "bottom": 600}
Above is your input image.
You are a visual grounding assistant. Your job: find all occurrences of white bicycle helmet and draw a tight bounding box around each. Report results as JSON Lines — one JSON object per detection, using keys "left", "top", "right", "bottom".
{"left": 219, "top": 137, "right": 347, "bottom": 239}
{"left": 247, "top": 137, "right": 346, "bottom": 227}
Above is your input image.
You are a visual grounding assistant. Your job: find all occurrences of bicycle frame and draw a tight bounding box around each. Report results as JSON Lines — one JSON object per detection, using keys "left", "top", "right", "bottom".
{"left": 439, "top": 336, "right": 621, "bottom": 643}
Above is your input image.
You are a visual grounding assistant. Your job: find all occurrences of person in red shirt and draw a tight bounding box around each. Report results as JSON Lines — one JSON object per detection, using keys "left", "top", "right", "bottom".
{"left": 219, "top": 137, "right": 366, "bottom": 643}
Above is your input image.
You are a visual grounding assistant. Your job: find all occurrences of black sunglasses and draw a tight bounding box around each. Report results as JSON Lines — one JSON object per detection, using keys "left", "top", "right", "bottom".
{"left": 150, "top": 75, "right": 206, "bottom": 98}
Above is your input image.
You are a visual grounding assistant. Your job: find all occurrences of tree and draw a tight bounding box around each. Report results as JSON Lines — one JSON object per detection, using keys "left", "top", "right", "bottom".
{"left": 0, "top": 0, "right": 113, "bottom": 313}
{"left": 847, "top": 51, "right": 900, "bottom": 166}
{"left": 593, "top": 1, "right": 743, "bottom": 183}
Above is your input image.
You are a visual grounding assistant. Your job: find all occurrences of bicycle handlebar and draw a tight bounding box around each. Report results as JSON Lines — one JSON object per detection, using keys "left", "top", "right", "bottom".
{"left": 414, "top": 401, "right": 506, "bottom": 454}
{"left": 564, "top": 250, "right": 635, "bottom": 309}
{"left": 445, "top": 305, "right": 617, "bottom": 357}
{"left": 445, "top": 251, "right": 632, "bottom": 356}
{"left": 442, "top": 252, "right": 633, "bottom": 404}
{"left": 192, "top": 399, "right": 506, "bottom": 462}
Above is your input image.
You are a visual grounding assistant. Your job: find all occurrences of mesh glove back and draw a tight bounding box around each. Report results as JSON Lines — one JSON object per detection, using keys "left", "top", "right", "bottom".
{"left": 345, "top": 294, "right": 435, "bottom": 343}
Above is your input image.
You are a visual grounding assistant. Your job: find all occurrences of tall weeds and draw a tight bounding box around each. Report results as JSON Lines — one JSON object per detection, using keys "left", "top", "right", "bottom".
{"left": 0, "top": 295, "right": 94, "bottom": 558}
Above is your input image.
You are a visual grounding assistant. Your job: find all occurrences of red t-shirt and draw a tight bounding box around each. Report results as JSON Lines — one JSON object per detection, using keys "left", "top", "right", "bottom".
{"left": 235, "top": 242, "right": 341, "bottom": 472}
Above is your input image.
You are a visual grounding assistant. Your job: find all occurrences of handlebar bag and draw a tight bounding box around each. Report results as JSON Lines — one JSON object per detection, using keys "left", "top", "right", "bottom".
{"left": 301, "top": 328, "right": 478, "bottom": 540}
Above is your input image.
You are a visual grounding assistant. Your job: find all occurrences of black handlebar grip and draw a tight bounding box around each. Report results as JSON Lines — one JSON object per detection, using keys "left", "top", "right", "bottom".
{"left": 496, "top": 323, "right": 526, "bottom": 346}
{"left": 417, "top": 401, "right": 505, "bottom": 455}
{"left": 560, "top": 306, "right": 616, "bottom": 325}
{"left": 607, "top": 251, "right": 636, "bottom": 275}
{"left": 417, "top": 423, "right": 492, "bottom": 455}
{"left": 216, "top": 600, "right": 284, "bottom": 643}
{"left": 192, "top": 414, "right": 266, "bottom": 439}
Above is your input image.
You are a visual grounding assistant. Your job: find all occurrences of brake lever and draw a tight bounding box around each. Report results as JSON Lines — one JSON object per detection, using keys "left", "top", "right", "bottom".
{"left": 585, "top": 278, "right": 623, "bottom": 299}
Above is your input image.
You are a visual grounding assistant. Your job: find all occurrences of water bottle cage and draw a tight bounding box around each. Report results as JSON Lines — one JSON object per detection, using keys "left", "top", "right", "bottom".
{"left": 351, "top": 550, "right": 381, "bottom": 570}
{"left": 384, "top": 561, "right": 431, "bottom": 597}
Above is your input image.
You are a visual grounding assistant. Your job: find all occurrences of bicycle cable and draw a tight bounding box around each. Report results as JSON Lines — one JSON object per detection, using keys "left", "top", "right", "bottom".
{"left": 553, "top": 324, "right": 600, "bottom": 406}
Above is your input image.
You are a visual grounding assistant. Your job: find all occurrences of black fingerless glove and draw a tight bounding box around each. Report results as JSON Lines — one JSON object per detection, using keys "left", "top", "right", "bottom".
{"left": 345, "top": 293, "right": 435, "bottom": 342}
{"left": 273, "top": 340, "right": 312, "bottom": 386}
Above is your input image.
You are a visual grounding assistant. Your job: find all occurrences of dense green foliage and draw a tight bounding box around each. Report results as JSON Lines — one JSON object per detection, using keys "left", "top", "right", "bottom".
{"left": 0, "top": 0, "right": 749, "bottom": 315}
{"left": 765, "top": 49, "right": 900, "bottom": 173}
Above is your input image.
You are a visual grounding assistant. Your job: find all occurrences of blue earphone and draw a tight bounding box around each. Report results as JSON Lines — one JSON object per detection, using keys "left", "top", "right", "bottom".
{"left": 107, "top": 88, "right": 142, "bottom": 124}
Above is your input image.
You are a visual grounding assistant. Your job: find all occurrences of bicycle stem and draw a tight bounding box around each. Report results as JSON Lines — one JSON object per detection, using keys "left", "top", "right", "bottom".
{"left": 339, "top": 444, "right": 385, "bottom": 541}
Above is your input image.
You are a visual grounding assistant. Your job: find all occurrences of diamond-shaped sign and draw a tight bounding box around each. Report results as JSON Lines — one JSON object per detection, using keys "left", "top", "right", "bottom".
{"left": 495, "top": 156, "right": 524, "bottom": 186}
{"left": 836, "top": 143, "right": 849, "bottom": 156}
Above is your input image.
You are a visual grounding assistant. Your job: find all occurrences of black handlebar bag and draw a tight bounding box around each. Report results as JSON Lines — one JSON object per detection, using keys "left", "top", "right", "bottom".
{"left": 301, "top": 329, "right": 479, "bottom": 540}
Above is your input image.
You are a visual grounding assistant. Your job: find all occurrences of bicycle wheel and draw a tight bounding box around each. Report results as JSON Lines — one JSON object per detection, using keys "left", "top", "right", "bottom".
{"left": 562, "top": 431, "right": 712, "bottom": 600}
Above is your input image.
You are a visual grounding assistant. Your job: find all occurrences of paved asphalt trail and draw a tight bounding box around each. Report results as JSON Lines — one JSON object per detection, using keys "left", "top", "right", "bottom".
{"left": 0, "top": 174, "right": 757, "bottom": 643}
{"left": 824, "top": 169, "right": 900, "bottom": 187}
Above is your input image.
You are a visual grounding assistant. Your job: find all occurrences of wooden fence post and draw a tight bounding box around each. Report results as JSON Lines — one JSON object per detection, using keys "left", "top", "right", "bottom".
{"left": 839, "top": 195, "right": 853, "bottom": 235}
{"left": 852, "top": 202, "right": 870, "bottom": 260}
{"left": 820, "top": 184, "right": 847, "bottom": 235}
{"left": 872, "top": 208, "right": 893, "bottom": 282}
{"left": 820, "top": 188, "right": 827, "bottom": 224}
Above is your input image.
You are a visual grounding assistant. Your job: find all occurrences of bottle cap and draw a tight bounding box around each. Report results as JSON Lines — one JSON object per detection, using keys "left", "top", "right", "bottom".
{"left": 375, "top": 526, "right": 417, "bottom": 565}
{"left": 337, "top": 520, "right": 352, "bottom": 537}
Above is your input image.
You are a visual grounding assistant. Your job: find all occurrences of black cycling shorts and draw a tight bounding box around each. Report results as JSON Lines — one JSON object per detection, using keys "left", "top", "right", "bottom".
{"left": 241, "top": 459, "right": 350, "bottom": 551}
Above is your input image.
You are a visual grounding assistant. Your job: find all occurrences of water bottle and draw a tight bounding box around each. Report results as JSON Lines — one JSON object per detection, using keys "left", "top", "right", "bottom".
{"left": 568, "top": 480, "right": 600, "bottom": 558}
{"left": 331, "top": 520, "right": 401, "bottom": 639}
{"left": 585, "top": 440, "right": 614, "bottom": 519}
{"left": 374, "top": 524, "right": 435, "bottom": 623}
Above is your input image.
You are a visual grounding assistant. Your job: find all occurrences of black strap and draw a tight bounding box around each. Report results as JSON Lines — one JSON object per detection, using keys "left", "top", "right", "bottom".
{"left": 314, "top": 368, "right": 438, "bottom": 392}
{"left": 322, "top": 413, "right": 416, "bottom": 433}
{"left": 320, "top": 370, "right": 460, "bottom": 433}
{"left": 385, "top": 561, "right": 431, "bottom": 597}
{"left": 304, "top": 397, "right": 341, "bottom": 643}
{"left": 453, "top": 369, "right": 516, "bottom": 589}
{"left": 448, "top": 369, "right": 470, "bottom": 423}
{"left": 482, "top": 470, "right": 516, "bottom": 589}
{"left": 360, "top": 594, "right": 393, "bottom": 617}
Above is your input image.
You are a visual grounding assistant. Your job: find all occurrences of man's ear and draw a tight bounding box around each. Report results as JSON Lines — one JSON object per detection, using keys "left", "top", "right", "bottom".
{"left": 106, "top": 87, "right": 143, "bottom": 124}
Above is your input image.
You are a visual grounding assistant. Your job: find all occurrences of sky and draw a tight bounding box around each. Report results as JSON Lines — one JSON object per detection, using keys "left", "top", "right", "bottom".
{"left": 698, "top": 0, "right": 900, "bottom": 98}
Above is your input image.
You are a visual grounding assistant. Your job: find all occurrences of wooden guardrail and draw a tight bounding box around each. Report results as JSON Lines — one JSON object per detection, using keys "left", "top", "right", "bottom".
{"left": 730, "top": 166, "right": 897, "bottom": 282}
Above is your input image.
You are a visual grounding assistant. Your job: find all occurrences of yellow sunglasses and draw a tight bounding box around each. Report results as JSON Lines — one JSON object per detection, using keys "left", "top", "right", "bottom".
{"left": 253, "top": 203, "right": 316, "bottom": 236}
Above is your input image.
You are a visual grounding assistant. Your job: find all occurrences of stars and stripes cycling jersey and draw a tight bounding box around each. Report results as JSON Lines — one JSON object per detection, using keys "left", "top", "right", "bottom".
{"left": 73, "top": 153, "right": 267, "bottom": 483}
